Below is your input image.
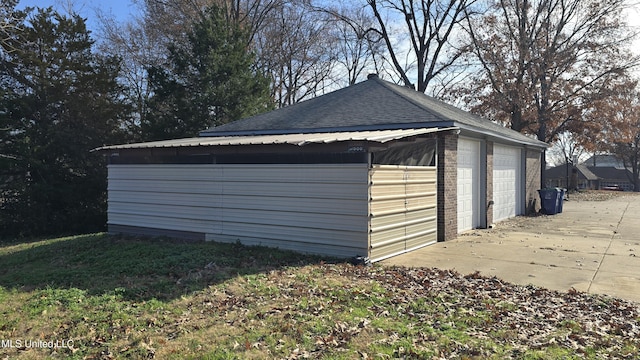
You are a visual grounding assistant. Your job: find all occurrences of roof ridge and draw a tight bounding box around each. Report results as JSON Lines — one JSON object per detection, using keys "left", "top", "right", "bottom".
{"left": 374, "top": 78, "right": 449, "bottom": 120}
{"left": 374, "top": 78, "right": 535, "bottom": 141}
{"left": 576, "top": 164, "right": 598, "bottom": 180}
{"left": 201, "top": 79, "right": 376, "bottom": 135}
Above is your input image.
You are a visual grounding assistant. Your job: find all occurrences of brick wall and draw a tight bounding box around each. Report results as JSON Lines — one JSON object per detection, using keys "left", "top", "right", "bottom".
{"left": 437, "top": 135, "right": 543, "bottom": 240}
{"left": 437, "top": 134, "right": 458, "bottom": 242}
{"left": 525, "top": 148, "right": 542, "bottom": 214}
{"left": 485, "top": 141, "right": 494, "bottom": 227}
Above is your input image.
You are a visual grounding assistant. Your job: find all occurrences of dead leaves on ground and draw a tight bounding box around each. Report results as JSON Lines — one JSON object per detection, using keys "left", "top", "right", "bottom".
{"left": 374, "top": 266, "right": 639, "bottom": 353}
{"left": 16, "top": 263, "right": 637, "bottom": 359}
{"left": 167, "top": 263, "right": 640, "bottom": 358}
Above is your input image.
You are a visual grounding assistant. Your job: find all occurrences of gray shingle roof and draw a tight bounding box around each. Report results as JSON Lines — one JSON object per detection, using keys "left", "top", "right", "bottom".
{"left": 545, "top": 164, "right": 590, "bottom": 180}
{"left": 201, "top": 75, "right": 547, "bottom": 148}
{"left": 582, "top": 154, "right": 625, "bottom": 169}
{"left": 545, "top": 164, "right": 631, "bottom": 182}
{"left": 588, "top": 167, "right": 633, "bottom": 181}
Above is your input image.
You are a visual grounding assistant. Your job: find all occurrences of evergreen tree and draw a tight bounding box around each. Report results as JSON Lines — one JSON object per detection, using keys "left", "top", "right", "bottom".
{"left": 0, "top": 7, "right": 129, "bottom": 236}
{"left": 144, "top": 5, "right": 272, "bottom": 141}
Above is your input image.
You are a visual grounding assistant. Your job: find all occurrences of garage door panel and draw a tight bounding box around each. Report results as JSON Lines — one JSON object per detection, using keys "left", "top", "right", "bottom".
{"left": 458, "top": 139, "right": 480, "bottom": 232}
{"left": 493, "top": 145, "right": 521, "bottom": 222}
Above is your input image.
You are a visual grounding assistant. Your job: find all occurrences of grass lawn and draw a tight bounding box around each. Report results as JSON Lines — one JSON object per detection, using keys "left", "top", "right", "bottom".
{"left": 1, "top": 233, "right": 639, "bottom": 359}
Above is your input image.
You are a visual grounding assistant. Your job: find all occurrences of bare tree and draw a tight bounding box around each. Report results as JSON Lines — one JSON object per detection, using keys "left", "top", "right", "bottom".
{"left": 256, "top": 2, "right": 336, "bottom": 107}
{"left": 311, "top": 2, "right": 387, "bottom": 86}
{"left": 363, "top": 0, "right": 479, "bottom": 92}
{"left": 458, "top": 0, "right": 639, "bottom": 184}
{"left": 0, "top": 0, "right": 21, "bottom": 160}
{"left": 546, "top": 131, "right": 587, "bottom": 189}
{"left": 96, "top": 1, "right": 204, "bottom": 139}
{"left": 137, "top": 0, "right": 282, "bottom": 48}
{"left": 96, "top": 10, "right": 163, "bottom": 140}
{"left": 548, "top": 132, "right": 586, "bottom": 167}
{"left": 96, "top": 0, "right": 287, "bottom": 136}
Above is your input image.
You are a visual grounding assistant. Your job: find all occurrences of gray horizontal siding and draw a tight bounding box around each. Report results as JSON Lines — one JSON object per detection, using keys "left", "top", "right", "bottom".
{"left": 108, "top": 164, "right": 369, "bottom": 258}
{"left": 108, "top": 224, "right": 206, "bottom": 241}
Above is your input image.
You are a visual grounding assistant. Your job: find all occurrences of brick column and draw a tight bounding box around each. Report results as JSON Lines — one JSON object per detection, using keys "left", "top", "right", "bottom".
{"left": 437, "top": 134, "right": 458, "bottom": 242}
{"left": 525, "top": 148, "right": 542, "bottom": 214}
{"left": 485, "top": 141, "right": 494, "bottom": 227}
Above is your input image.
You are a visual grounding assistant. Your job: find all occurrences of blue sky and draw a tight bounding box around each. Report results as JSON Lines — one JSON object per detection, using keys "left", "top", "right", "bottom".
{"left": 18, "top": 0, "right": 640, "bottom": 47}
{"left": 17, "top": 0, "right": 137, "bottom": 32}
{"left": 14, "top": 0, "right": 640, "bottom": 56}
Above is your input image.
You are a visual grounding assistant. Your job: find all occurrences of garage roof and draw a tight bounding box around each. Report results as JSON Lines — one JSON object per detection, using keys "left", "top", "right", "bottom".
{"left": 201, "top": 75, "right": 547, "bottom": 149}
{"left": 95, "top": 127, "right": 455, "bottom": 151}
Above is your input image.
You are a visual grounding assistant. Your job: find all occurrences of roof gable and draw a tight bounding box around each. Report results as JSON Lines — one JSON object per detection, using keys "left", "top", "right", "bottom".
{"left": 575, "top": 164, "right": 598, "bottom": 181}
{"left": 201, "top": 76, "right": 546, "bottom": 148}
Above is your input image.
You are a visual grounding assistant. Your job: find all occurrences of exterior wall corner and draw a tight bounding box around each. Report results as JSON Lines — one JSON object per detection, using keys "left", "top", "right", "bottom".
{"left": 485, "top": 141, "right": 494, "bottom": 227}
{"left": 437, "top": 134, "right": 458, "bottom": 241}
{"left": 525, "top": 148, "right": 543, "bottom": 214}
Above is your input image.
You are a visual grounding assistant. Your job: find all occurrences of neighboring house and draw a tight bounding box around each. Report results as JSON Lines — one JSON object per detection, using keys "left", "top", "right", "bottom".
{"left": 589, "top": 167, "right": 635, "bottom": 191}
{"left": 545, "top": 164, "right": 599, "bottom": 190}
{"left": 583, "top": 154, "right": 626, "bottom": 169}
{"left": 546, "top": 164, "right": 634, "bottom": 191}
{"left": 582, "top": 154, "right": 637, "bottom": 191}
{"left": 96, "top": 75, "right": 547, "bottom": 262}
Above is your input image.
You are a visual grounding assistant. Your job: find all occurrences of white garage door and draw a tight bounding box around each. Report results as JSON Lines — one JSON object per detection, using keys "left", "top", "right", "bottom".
{"left": 457, "top": 139, "right": 481, "bottom": 232}
{"left": 493, "top": 144, "right": 522, "bottom": 222}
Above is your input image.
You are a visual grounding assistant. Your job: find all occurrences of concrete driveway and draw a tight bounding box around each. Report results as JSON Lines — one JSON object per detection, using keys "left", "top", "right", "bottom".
{"left": 383, "top": 194, "right": 640, "bottom": 303}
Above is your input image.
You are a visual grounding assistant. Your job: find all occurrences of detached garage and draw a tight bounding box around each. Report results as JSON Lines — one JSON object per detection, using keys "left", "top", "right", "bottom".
{"left": 97, "top": 75, "right": 547, "bottom": 262}
{"left": 103, "top": 129, "right": 443, "bottom": 261}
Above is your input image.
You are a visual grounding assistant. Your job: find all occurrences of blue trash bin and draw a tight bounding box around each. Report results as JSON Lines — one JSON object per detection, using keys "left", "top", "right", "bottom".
{"left": 538, "top": 188, "right": 561, "bottom": 215}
